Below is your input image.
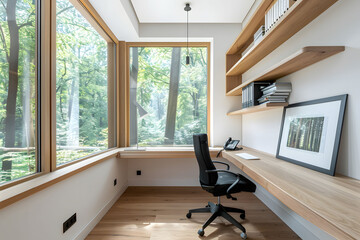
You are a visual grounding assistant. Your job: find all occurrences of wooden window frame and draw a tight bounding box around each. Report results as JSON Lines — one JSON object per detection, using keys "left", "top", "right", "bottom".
{"left": 125, "top": 42, "right": 211, "bottom": 147}
{"left": 0, "top": 0, "right": 120, "bottom": 189}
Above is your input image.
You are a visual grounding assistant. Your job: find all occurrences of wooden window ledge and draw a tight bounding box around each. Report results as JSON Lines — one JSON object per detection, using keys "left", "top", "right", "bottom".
{"left": 118, "top": 147, "right": 221, "bottom": 159}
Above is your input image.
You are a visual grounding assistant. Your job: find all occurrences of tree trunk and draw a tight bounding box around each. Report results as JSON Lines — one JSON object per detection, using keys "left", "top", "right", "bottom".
{"left": 164, "top": 48, "right": 181, "bottom": 145}
{"left": 294, "top": 118, "right": 302, "bottom": 148}
{"left": 309, "top": 119, "right": 315, "bottom": 151}
{"left": 67, "top": 48, "right": 80, "bottom": 147}
{"left": 129, "top": 47, "right": 139, "bottom": 145}
{"left": 5, "top": 0, "right": 19, "bottom": 148}
{"left": 66, "top": 70, "right": 80, "bottom": 147}
{"left": 192, "top": 92, "right": 199, "bottom": 119}
{"left": 22, "top": 50, "right": 35, "bottom": 149}
{"left": 3, "top": 0, "right": 19, "bottom": 174}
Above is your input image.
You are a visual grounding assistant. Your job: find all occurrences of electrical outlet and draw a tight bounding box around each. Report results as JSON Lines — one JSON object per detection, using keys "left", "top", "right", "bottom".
{"left": 63, "top": 213, "right": 76, "bottom": 233}
{"left": 114, "top": 178, "right": 117, "bottom": 186}
{"left": 136, "top": 170, "right": 141, "bottom": 175}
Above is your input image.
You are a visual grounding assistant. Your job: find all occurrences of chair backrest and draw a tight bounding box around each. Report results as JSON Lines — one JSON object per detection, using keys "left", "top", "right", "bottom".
{"left": 193, "top": 134, "right": 218, "bottom": 186}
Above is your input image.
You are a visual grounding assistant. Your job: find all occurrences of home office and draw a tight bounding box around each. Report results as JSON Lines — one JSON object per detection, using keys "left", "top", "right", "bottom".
{"left": 0, "top": 0, "right": 359, "bottom": 239}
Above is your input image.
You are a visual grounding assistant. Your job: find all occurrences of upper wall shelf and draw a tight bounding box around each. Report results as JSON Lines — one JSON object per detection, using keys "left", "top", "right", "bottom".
{"left": 227, "top": 102, "right": 288, "bottom": 116}
{"left": 226, "top": 46, "right": 345, "bottom": 96}
{"left": 226, "top": 0, "right": 339, "bottom": 77}
{"left": 225, "top": 0, "right": 339, "bottom": 94}
{"left": 227, "top": 0, "right": 273, "bottom": 55}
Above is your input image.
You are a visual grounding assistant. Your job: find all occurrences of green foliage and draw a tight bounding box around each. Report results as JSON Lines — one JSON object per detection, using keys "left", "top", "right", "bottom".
{"left": 0, "top": 149, "right": 36, "bottom": 184}
{"left": 0, "top": 0, "right": 37, "bottom": 182}
{"left": 55, "top": 0, "right": 109, "bottom": 165}
{"left": 132, "top": 47, "right": 208, "bottom": 146}
{"left": 0, "top": 0, "right": 112, "bottom": 183}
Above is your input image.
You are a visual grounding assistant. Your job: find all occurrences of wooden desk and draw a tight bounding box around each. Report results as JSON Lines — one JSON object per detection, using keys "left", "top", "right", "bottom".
{"left": 222, "top": 148, "right": 360, "bottom": 240}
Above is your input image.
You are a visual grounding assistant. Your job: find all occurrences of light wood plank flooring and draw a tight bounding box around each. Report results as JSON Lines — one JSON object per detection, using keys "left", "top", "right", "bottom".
{"left": 86, "top": 187, "right": 300, "bottom": 240}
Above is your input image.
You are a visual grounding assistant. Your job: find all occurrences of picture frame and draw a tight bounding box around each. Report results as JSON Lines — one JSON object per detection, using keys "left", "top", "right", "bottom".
{"left": 276, "top": 94, "right": 348, "bottom": 175}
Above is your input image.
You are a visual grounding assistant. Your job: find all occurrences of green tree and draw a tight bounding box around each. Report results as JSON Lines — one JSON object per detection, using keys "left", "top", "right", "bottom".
{"left": 1, "top": 0, "right": 36, "bottom": 181}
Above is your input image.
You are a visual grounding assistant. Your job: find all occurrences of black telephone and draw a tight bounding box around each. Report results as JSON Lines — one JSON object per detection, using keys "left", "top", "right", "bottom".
{"left": 224, "top": 137, "right": 242, "bottom": 151}
{"left": 216, "top": 137, "right": 242, "bottom": 158}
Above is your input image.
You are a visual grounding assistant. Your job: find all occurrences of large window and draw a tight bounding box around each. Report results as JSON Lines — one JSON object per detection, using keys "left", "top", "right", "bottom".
{"left": 0, "top": 0, "right": 118, "bottom": 191}
{"left": 0, "top": 0, "right": 39, "bottom": 184}
{"left": 129, "top": 45, "right": 209, "bottom": 146}
{"left": 56, "top": 0, "right": 116, "bottom": 166}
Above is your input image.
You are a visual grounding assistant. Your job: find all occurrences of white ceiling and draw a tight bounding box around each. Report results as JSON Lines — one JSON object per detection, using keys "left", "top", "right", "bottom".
{"left": 89, "top": 0, "right": 139, "bottom": 40}
{"left": 131, "top": 0, "right": 255, "bottom": 23}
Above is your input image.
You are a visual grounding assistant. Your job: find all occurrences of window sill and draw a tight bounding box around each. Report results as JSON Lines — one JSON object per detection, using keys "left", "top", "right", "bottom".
{"left": 118, "top": 147, "right": 221, "bottom": 159}
{"left": 0, "top": 148, "right": 120, "bottom": 210}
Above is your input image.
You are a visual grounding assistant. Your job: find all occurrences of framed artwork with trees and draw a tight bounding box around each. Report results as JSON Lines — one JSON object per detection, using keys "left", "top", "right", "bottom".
{"left": 276, "top": 94, "right": 347, "bottom": 176}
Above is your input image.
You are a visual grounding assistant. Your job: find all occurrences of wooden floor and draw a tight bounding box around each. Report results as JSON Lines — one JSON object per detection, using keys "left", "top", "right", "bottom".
{"left": 86, "top": 187, "right": 300, "bottom": 240}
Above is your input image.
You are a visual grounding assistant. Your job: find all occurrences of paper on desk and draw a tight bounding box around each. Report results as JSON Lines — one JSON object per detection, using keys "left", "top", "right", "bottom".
{"left": 236, "top": 153, "right": 260, "bottom": 160}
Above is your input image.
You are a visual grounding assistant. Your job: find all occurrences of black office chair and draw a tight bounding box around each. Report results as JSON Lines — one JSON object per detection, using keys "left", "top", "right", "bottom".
{"left": 187, "top": 134, "right": 256, "bottom": 239}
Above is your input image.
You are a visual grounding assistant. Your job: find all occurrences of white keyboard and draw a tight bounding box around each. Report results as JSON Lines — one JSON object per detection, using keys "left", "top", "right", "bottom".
{"left": 236, "top": 153, "right": 260, "bottom": 160}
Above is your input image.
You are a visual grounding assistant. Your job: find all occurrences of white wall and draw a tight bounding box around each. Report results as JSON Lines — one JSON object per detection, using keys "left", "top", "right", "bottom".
{"left": 127, "top": 158, "right": 199, "bottom": 186}
{"left": 242, "top": 0, "right": 360, "bottom": 180}
{"left": 0, "top": 158, "right": 128, "bottom": 240}
{"left": 139, "top": 23, "right": 243, "bottom": 146}
{"left": 88, "top": 0, "right": 139, "bottom": 40}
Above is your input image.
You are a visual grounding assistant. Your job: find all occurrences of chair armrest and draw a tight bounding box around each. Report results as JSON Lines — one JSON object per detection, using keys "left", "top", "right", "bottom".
{"left": 205, "top": 169, "right": 238, "bottom": 177}
{"left": 226, "top": 175, "right": 240, "bottom": 196}
{"left": 212, "top": 161, "right": 230, "bottom": 170}
{"left": 205, "top": 169, "right": 241, "bottom": 200}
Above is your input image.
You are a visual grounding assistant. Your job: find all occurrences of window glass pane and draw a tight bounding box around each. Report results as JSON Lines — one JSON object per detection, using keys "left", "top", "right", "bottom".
{"left": 56, "top": 0, "right": 114, "bottom": 166}
{"left": 0, "top": 0, "right": 38, "bottom": 183}
{"left": 129, "top": 47, "right": 208, "bottom": 146}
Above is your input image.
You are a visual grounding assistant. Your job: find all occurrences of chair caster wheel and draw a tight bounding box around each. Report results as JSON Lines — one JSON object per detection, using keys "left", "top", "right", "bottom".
{"left": 186, "top": 212, "right": 191, "bottom": 218}
{"left": 240, "top": 213, "right": 246, "bottom": 219}
{"left": 241, "top": 232, "right": 247, "bottom": 239}
{"left": 198, "top": 229, "right": 205, "bottom": 237}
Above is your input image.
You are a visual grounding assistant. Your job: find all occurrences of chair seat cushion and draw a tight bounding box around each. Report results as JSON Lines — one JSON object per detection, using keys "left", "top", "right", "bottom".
{"left": 206, "top": 172, "right": 256, "bottom": 196}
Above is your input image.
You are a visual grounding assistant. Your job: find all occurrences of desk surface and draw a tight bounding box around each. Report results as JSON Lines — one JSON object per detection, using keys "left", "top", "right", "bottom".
{"left": 223, "top": 148, "right": 360, "bottom": 240}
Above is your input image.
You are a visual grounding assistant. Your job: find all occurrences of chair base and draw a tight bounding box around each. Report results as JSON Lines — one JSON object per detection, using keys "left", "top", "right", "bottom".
{"left": 187, "top": 201, "right": 247, "bottom": 238}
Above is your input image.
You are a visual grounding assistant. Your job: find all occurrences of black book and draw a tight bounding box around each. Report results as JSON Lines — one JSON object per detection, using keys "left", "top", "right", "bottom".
{"left": 246, "top": 82, "right": 272, "bottom": 108}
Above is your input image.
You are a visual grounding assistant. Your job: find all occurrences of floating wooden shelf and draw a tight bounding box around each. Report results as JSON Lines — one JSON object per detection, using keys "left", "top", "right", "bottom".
{"left": 226, "top": 0, "right": 338, "bottom": 77}
{"left": 227, "top": 102, "right": 288, "bottom": 116}
{"left": 226, "top": 46, "right": 344, "bottom": 96}
{"left": 225, "top": 0, "right": 339, "bottom": 94}
{"left": 227, "top": 0, "right": 273, "bottom": 55}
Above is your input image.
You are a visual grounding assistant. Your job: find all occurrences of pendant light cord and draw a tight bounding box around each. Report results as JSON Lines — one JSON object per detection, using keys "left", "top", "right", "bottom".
{"left": 185, "top": 3, "right": 191, "bottom": 65}
{"left": 187, "top": 9, "right": 189, "bottom": 57}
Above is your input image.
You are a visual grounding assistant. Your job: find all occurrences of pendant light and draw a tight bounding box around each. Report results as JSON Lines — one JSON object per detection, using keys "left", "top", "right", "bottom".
{"left": 184, "top": 3, "right": 191, "bottom": 65}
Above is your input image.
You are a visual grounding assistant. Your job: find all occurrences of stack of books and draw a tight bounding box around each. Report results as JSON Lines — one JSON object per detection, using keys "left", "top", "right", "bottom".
{"left": 254, "top": 25, "right": 265, "bottom": 45}
{"left": 265, "top": 0, "right": 297, "bottom": 32}
{"left": 242, "top": 82, "right": 272, "bottom": 109}
{"left": 258, "top": 82, "right": 292, "bottom": 104}
{"left": 241, "top": 25, "right": 266, "bottom": 58}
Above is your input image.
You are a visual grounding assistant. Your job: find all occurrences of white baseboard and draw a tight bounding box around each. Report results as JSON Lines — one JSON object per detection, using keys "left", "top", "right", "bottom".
{"left": 74, "top": 181, "right": 128, "bottom": 240}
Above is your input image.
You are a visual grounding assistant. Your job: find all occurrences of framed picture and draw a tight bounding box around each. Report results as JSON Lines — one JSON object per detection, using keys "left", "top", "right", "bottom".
{"left": 276, "top": 94, "right": 348, "bottom": 175}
